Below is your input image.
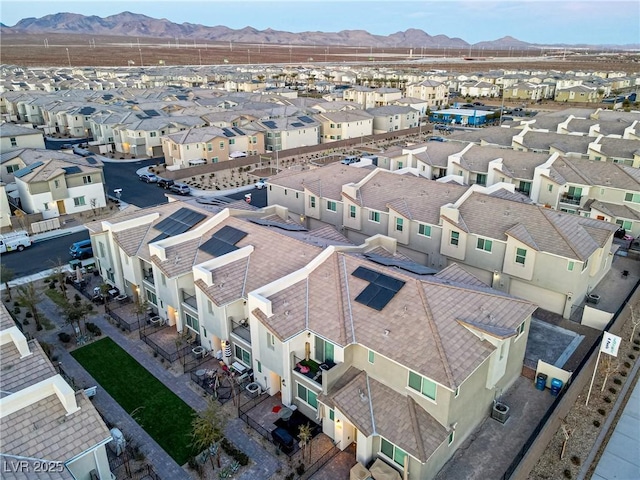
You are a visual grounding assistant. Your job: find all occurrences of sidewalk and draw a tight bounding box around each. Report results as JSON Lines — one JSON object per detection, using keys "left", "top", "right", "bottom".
{"left": 37, "top": 295, "right": 282, "bottom": 480}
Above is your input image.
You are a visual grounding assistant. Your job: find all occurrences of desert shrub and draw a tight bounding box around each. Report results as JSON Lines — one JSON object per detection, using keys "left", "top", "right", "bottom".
{"left": 624, "top": 361, "right": 631, "bottom": 368}
{"left": 570, "top": 456, "right": 581, "bottom": 466}
{"left": 25, "top": 312, "right": 32, "bottom": 318}
{"left": 221, "top": 438, "right": 249, "bottom": 466}
{"left": 609, "top": 387, "right": 617, "bottom": 394}
{"left": 593, "top": 420, "right": 600, "bottom": 427}
{"left": 621, "top": 371, "right": 627, "bottom": 377}
{"left": 563, "top": 469, "right": 572, "bottom": 478}
{"left": 597, "top": 408, "right": 606, "bottom": 415}
{"left": 296, "top": 463, "right": 305, "bottom": 475}
{"left": 614, "top": 378, "right": 622, "bottom": 385}
{"left": 58, "top": 332, "right": 72, "bottom": 343}
{"left": 604, "top": 397, "right": 611, "bottom": 403}
{"left": 85, "top": 322, "right": 102, "bottom": 336}
{"left": 13, "top": 306, "right": 20, "bottom": 314}
{"left": 628, "top": 354, "right": 636, "bottom": 360}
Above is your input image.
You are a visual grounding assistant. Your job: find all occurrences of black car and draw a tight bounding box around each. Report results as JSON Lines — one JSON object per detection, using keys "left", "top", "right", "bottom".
{"left": 271, "top": 427, "right": 295, "bottom": 453}
{"left": 157, "top": 178, "right": 175, "bottom": 189}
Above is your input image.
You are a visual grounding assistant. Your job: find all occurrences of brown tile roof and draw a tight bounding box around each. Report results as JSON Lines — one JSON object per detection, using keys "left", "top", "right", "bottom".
{"left": 457, "top": 192, "right": 618, "bottom": 261}
{"left": 0, "top": 393, "right": 110, "bottom": 463}
{"left": 261, "top": 252, "right": 536, "bottom": 388}
{"left": 590, "top": 200, "right": 640, "bottom": 221}
{"left": 552, "top": 158, "right": 640, "bottom": 190}
{"left": 434, "top": 263, "right": 489, "bottom": 287}
{"left": 0, "top": 304, "right": 16, "bottom": 330}
{"left": 0, "top": 341, "right": 56, "bottom": 398}
{"left": 268, "top": 162, "right": 373, "bottom": 200}
{"left": 321, "top": 367, "right": 448, "bottom": 461}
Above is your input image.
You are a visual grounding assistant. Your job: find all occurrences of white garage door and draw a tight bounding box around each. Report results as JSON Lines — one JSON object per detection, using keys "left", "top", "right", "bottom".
{"left": 509, "top": 279, "right": 566, "bottom": 315}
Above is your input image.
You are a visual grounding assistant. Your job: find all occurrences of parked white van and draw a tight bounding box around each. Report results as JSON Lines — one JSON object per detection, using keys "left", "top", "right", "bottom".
{"left": 0, "top": 231, "right": 32, "bottom": 253}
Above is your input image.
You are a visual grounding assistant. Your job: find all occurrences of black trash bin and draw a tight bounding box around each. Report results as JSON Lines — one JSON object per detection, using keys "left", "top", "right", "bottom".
{"left": 536, "top": 373, "right": 548, "bottom": 391}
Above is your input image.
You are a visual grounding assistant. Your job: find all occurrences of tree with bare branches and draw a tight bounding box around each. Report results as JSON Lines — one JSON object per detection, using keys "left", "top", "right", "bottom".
{"left": 600, "top": 354, "right": 621, "bottom": 391}
{"left": 630, "top": 303, "right": 640, "bottom": 342}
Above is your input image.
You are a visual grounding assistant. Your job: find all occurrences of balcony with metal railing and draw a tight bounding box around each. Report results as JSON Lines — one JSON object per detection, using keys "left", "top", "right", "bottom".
{"left": 559, "top": 194, "right": 582, "bottom": 206}
{"left": 292, "top": 354, "right": 337, "bottom": 387}
{"left": 181, "top": 290, "right": 198, "bottom": 311}
{"left": 230, "top": 318, "right": 251, "bottom": 344}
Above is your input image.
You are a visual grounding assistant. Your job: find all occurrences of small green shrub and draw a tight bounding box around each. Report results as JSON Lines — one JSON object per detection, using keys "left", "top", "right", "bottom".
{"left": 570, "top": 456, "right": 581, "bottom": 466}
{"left": 58, "top": 332, "right": 72, "bottom": 343}
{"left": 614, "top": 378, "right": 622, "bottom": 385}
{"left": 629, "top": 354, "right": 636, "bottom": 360}
{"left": 221, "top": 438, "right": 249, "bottom": 466}
{"left": 597, "top": 408, "right": 606, "bottom": 415}
{"left": 85, "top": 322, "right": 102, "bottom": 337}
{"left": 296, "top": 463, "right": 305, "bottom": 475}
{"left": 604, "top": 397, "right": 611, "bottom": 403}
{"left": 13, "top": 301, "right": 19, "bottom": 307}
{"left": 624, "top": 362, "right": 631, "bottom": 368}
{"left": 593, "top": 420, "right": 600, "bottom": 427}
{"left": 13, "top": 306, "right": 20, "bottom": 314}
{"left": 609, "top": 387, "right": 617, "bottom": 394}
{"left": 25, "top": 312, "right": 32, "bottom": 318}
{"left": 563, "top": 469, "right": 572, "bottom": 479}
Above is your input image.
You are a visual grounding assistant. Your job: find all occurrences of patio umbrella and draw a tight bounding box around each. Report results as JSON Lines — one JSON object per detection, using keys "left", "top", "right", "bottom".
{"left": 75, "top": 266, "right": 83, "bottom": 283}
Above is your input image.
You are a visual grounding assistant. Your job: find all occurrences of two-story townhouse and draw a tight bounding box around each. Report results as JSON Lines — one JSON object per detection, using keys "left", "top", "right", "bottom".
{"left": 0, "top": 124, "right": 45, "bottom": 153}
{"left": 368, "top": 105, "right": 419, "bottom": 134}
{"left": 315, "top": 110, "right": 374, "bottom": 143}
{"left": 11, "top": 152, "right": 106, "bottom": 219}
{"left": 113, "top": 116, "right": 206, "bottom": 157}
{"left": 162, "top": 125, "right": 265, "bottom": 168}
{"left": 503, "top": 82, "right": 549, "bottom": 102}
{"left": 555, "top": 85, "right": 601, "bottom": 103}
{"left": 532, "top": 156, "right": 640, "bottom": 236}
{"left": 459, "top": 81, "right": 500, "bottom": 98}
{"left": 247, "top": 116, "right": 321, "bottom": 152}
{"left": 439, "top": 190, "right": 618, "bottom": 317}
{"left": 342, "top": 86, "right": 402, "bottom": 109}
{"left": 248, "top": 248, "right": 536, "bottom": 480}
{"left": 0, "top": 305, "right": 114, "bottom": 480}
{"left": 404, "top": 80, "right": 449, "bottom": 109}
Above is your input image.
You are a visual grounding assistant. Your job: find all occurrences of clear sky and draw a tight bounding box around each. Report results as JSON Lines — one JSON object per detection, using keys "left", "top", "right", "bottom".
{"left": 1, "top": 0, "right": 638, "bottom": 45}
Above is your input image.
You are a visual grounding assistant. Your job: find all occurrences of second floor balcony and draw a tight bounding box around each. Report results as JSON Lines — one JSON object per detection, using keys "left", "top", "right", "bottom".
{"left": 230, "top": 318, "right": 251, "bottom": 344}
{"left": 560, "top": 194, "right": 582, "bottom": 206}
{"left": 181, "top": 290, "right": 198, "bottom": 310}
{"left": 293, "top": 354, "right": 337, "bottom": 387}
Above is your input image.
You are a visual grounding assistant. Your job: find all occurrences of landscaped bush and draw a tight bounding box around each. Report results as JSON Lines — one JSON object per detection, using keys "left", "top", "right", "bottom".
{"left": 13, "top": 306, "right": 20, "bottom": 314}
{"left": 593, "top": 420, "right": 601, "bottom": 427}
{"left": 25, "top": 312, "right": 32, "bottom": 318}
{"left": 58, "top": 332, "right": 72, "bottom": 343}
{"left": 39, "top": 341, "right": 55, "bottom": 360}
{"left": 296, "top": 463, "right": 305, "bottom": 475}
{"left": 221, "top": 438, "right": 249, "bottom": 466}
{"left": 85, "top": 322, "right": 102, "bottom": 337}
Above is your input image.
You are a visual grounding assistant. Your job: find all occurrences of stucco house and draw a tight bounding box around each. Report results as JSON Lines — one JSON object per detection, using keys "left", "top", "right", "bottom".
{"left": 0, "top": 124, "right": 45, "bottom": 153}
{"left": 0, "top": 305, "right": 113, "bottom": 480}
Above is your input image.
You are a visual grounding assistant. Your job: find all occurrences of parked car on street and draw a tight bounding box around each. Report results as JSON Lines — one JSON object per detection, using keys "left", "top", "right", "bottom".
{"left": 139, "top": 173, "right": 158, "bottom": 183}
{"left": 428, "top": 136, "right": 447, "bottom": 142}
{"left": 157, "top": 178, "right": 175, "bottom": 189}
{"left": 169, "top": 182, "right": 190, "bottom": 195}
{"left": 434, "top": 124, "right": 453, "bottom": 132}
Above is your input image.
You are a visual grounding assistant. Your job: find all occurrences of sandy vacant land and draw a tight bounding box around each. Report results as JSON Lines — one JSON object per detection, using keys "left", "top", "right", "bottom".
{"left": 2, "top": 32, "right": 639, "bottom": 73}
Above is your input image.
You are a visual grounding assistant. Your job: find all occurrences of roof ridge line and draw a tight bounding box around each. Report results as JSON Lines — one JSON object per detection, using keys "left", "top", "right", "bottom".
{"left": 366, "top": 373, "right": 376, "bottom": 435}
{"left": 416, "top": 281, "right": 456, "bottom": 389}
{"left": 407, "top": 396, "right": 426, "bottom": 460}
{"left": 540, "top": 207, "right": 588, "bottom": 260}
{"left": 340, "top": 254, "right": 356, "bottom": 344}
{"left": 331, "top": 254, "right": 348, "bottom": 345}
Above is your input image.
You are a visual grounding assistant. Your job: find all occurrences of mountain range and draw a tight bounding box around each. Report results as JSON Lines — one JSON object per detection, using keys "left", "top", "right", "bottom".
{"left": 2, "top": 11, "right": 540, "bottom": 49}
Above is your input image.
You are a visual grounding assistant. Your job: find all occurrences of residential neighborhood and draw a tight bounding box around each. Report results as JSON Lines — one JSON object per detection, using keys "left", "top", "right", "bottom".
{"left": 1, "top": 26, "right": 639, "bottom": 480}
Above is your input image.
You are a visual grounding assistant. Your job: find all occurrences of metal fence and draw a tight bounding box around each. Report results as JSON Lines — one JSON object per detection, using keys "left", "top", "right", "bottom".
{"left": 299, "top": 444, "right": 341, "bottom": 480}
{"left": 107, "top": 307, "right": 140, "bottom": 333}
{"left": 138, "top": 324, "right": 190, "bottom": 363}
{"left": 500, "top": 278, "right": 640, "bottom": 479}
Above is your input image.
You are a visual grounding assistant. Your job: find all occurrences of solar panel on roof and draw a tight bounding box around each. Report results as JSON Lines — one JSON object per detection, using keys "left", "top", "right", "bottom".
{"left": 63, "top": 166, "right": 82, "bottom": 174}
{"left": 86, "top": 157, "right": 97, "bottom": 164}
{"left": 13, "top": 161, "right": 44, "bottom": 178}
{"left": 144, "top": 109, "right": 160, "bottom": 117}
{"left": 248, "top": 218, "right": 307, "bottom": 232}
{"left": 154, "top": 207, "right": 206, "bottom": 238}
{"left": 263, "top": 120, "right": 278, "bottom": 129}
{"left": 199, "top": 225, "right": 248, "bottom": 257}
{"left": 352, "top": 266, "right": 405, "bottom": 311}
{"left": 222, "top": 128, "right": 236, "bottom": 137}
{"left": 299, "top": 116, "right": 314, "bottom": 124}
{"left": 364, "top": 253, "right": 436, "bottom": 275}
{"left": 291, "top": 122, "right": 305, "bottom": 128}
{"left": 149, "top": 233, "right": 169, "bottom": 243}
{"left": 232, "top": 127, "right": 245, "bottom": 135}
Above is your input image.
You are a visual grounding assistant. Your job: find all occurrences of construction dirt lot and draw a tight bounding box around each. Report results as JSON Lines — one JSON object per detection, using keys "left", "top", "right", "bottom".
{"left": 2, "top": 32, "right": 639, "bottom": 74}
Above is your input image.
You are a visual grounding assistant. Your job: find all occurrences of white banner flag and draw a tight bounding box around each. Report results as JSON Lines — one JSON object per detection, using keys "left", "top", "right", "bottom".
{"left": 600, "top": 331, "right": 621, "bottom": 357}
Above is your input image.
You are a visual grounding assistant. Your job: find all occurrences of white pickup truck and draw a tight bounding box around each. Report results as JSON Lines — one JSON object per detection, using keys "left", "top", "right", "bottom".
{"left": 0, "top": 231, "right": 32, "bottom": 253}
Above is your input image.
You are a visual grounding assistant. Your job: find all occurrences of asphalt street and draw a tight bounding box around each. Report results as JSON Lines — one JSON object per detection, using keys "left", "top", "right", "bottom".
{"left": 1, "top": 230, "right": 90, "bottom": 278}
{"left": 102, "top": 158, "right": 169, "bottom": 207}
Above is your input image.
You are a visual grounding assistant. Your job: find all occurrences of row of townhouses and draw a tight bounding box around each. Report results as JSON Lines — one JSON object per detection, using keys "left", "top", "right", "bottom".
{"left": 0, "top": 304, "right": 114, "bottom": 480}
{"left": 86, "top": 197, "right": 537, "bottom": 480}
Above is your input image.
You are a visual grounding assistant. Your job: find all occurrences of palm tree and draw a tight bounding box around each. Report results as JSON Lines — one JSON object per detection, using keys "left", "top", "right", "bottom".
{"left": 1, "top": 267, "right": 15, "bottom": 301}
{"left": 298, "top": 423, "right": 313, "bottom": 464}
{"left": 191, "top": 398, "right": 227, "bottom": 471}
{"left": 16, "top": 282, "right": 42, "bottom": 330}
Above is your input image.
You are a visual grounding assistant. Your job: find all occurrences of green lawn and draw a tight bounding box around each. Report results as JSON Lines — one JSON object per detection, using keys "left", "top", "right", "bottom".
{"left": 71, "top": 337, "right": 197, "bottom": 465}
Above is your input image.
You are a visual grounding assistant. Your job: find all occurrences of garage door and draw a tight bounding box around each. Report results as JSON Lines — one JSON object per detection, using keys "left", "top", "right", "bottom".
{"left": 446, "top": 261, "right": 493, "bottom": 286}
{"left": 509, "top": 279, "right": 566, "bottom": 314}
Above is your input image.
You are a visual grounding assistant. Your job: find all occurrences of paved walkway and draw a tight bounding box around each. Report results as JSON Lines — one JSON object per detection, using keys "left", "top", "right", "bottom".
{"left": 579, "top": 354, "right": 640, "bottom": 480}
{"left": 37, "top": 295, "right": 282, "bottom": 480}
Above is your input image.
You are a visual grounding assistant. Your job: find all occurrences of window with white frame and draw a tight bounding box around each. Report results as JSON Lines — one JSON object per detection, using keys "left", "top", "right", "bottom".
{"left": 616, "top": 219, "right": 633, "bottom": 230}
{"left": 477, "top": 237, "right": 492, "bottom": 252}
{"left": 369, "top": 211, "right": 380, "bottom": 223}
{"left": 516, "top": 321, "right": 525, "bottom": 338}
{"left": 73, "top": 196, "right": 86, "bottom": 207}
{"left": 450, "top": 231, "right": 459, "bottom": 246}
{"left": 315, "top": 337, "right": 335, "bottom": 363}
{"left": 515, "top": 247, "right": 526, "bottom": 265}
{"left": 296, "top": 383, "right": 318, "bottom": 409}
{"left": 82, "top": 175, "right": 92, "bottom": 184}
{"left": 567, "top": 261, "right": 575, "bottom": 271}
{"left": 395, "top": 218, "right": 403, "bottom": 232}
{"left": 267, "top": 332, "right": 275, "bottom": 350}
{"left": 380, "top": 437, "right": 408, "bottom": 467}
{"left": 349, "top": 205, "right": 356, "bottom": 218}
{"left": 448, "top": 431, "right": 455, "bottom": 446}
{"left": 145, "top": 289, "right": 157, "bottom": 306}
{"left": 418, "top": 224, "right": 431, "bottom": 237}
{"left": 185, "top": 312, "right": 199, "bottom": 331}
{"left": 408, "top": 371, "right": 436, "bottom": 400}
{"left": 234, "top": 344, "right": 251, "bottom": 366}
{"left": 624, "top": 192, "right": 640, "bottom": 203}
{"left": 327, "top": 200, "right": 337, "bottom": 212}
{"left": 309, "top": 196, "right": 316, "bottom": 208}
